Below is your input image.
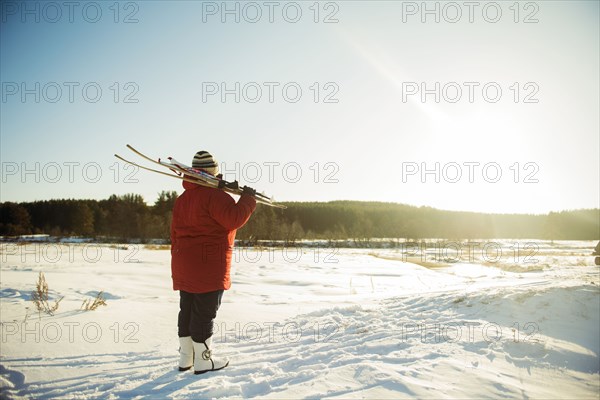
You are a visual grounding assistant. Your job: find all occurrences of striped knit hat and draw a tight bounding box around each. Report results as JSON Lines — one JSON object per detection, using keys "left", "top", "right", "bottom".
{"left": 191, "top": 151, "right": 219, "bottom": 176}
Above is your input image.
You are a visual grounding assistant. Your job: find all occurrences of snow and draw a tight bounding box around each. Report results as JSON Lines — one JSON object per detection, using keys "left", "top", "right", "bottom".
{"left": 1, "top": 241, "right": 599, "bottom": 399}
{"left": 0, "top": 235, "right": 96, "bottom": 243}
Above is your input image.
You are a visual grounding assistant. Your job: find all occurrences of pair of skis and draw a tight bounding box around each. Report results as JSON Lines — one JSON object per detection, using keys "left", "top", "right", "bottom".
{"left": 114, "top": 145, "right": 286, "bottom": 209}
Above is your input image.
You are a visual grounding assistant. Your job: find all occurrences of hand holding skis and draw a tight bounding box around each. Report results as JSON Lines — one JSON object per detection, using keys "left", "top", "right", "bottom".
{"left": 242, "top": 186, "right": 257, "bottom": 197}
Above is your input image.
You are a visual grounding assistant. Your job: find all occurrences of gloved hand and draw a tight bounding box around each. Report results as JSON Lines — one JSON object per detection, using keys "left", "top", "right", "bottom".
{"left": 242, "top": 186, "right": 256, "bottom": 197}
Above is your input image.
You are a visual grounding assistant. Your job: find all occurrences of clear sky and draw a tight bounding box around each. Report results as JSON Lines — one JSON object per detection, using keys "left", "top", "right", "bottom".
{"left": 1, "top": 1, "right": 598, "bottom": 214}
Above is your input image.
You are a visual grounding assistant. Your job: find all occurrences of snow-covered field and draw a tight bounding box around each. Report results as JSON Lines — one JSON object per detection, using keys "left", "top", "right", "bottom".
{"left": 1, "top": 240, "right": 599, "bottom": 399}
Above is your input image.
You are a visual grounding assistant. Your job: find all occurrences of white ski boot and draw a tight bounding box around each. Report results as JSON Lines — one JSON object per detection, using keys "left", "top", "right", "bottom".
{"left": 178, "top": 336, "right": 194, "bottom": 371}
{"left": 192, "top": 337, "right": 229, "bottom": 375}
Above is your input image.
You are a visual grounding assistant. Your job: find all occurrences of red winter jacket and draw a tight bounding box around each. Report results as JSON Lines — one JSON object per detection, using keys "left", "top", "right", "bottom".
{"left": 170, "top": 180, "right": 256, "bottom": 293}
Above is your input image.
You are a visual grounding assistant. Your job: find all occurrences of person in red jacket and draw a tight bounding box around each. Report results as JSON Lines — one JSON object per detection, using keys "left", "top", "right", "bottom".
{"left": 171, "top": 150, "right": 256, "bottom": 375}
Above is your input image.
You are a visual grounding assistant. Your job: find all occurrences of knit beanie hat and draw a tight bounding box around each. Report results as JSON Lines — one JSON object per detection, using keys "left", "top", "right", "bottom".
{"left": 191, "top": 151, "right": 219, "bottom": 176}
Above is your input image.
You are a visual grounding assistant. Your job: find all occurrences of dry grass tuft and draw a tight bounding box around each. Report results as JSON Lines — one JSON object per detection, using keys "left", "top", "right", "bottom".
{"left": 31, "top": 272, "right": 63, "bottom": 316}
{"left": 81, "top": 291, "right": 107, "bottom": 311}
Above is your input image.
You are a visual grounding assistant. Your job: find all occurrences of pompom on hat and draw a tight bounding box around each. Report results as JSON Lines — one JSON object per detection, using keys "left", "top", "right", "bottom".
{"left": 192, "top": 151, "right": 219, "bottom": 176}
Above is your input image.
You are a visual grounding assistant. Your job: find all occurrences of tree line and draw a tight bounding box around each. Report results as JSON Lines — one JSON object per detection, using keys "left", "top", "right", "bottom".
{"left": 0, "top": 192, "right": 177, "bottom": 240}
{"left": 1, "top": 194, "right": 598, "bottom": 242}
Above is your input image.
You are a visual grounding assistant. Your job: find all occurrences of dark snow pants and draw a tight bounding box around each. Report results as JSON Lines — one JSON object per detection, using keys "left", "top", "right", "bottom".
{"left": 178, "top": 290, "right": 224, "bottom": 343}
